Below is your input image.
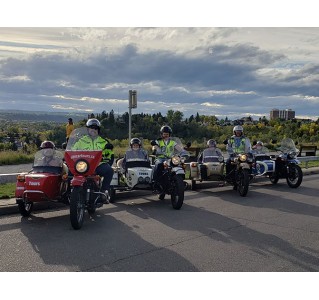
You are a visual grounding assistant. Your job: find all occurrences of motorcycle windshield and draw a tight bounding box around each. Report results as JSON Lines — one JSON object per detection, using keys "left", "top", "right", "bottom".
{"left": 33, "top": 149, "right": 64, "bottom": 167}
{"left": 278, "top": 138, "right": 298, "bottom": 153}
{"left": 64, "top": 127, "right": 103, "bottom": 176}
{"left": 202, "top": 149, "right": 224, "bottom": 163}
{"left": 171, "top": 137, "right": 190, "bottom": 158}
{"left": 125, "top": 149, "right": 148, "bottom": 162}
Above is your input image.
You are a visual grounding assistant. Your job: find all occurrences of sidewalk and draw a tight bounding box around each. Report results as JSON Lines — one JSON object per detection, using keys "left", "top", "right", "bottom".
{"left": 1, "top": 167, "right": 319, "bottom": 216}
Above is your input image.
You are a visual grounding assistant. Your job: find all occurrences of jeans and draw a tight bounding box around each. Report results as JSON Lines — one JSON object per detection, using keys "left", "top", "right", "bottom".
{"left": 96, "top": 163, "right": 114, "bottom": 191}
{"left": 152, "top": 158, "right": 165, "bottom": 183}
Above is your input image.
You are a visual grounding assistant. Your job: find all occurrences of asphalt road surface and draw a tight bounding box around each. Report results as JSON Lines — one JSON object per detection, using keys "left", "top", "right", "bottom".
{"left": 1, "top": 174, "right": 319, "bottom": 272}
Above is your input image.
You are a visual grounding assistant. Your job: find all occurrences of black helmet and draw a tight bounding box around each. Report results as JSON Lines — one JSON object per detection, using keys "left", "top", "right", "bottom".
{"left": 160, "top": 125, "right": 172, "bottom": 135}
{"left": 130, "top": 138, "right": 142, "bottom": 148}
{"left": 40, "top": 141, "right": 55, "bottom": 149}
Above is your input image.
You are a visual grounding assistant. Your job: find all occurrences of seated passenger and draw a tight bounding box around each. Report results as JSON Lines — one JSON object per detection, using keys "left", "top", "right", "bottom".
{"left": 122, "top": 138, "right": 151, "bottom": 172}
{"left": 252, "top": 141, "right": 271, "bottom": 161}
{"left": 33, "top": 141, "right": 68, "bottom": 174}
{"left": 198, "top": 139, "right": 223, "bottom": 163}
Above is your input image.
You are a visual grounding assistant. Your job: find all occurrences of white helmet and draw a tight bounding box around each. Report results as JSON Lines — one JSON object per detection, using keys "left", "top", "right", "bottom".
{"left": 233, "top": 125, "right": 243, "bottom": 135}
{"left": 207, "top": 139, "right": 217, "bottom": 148}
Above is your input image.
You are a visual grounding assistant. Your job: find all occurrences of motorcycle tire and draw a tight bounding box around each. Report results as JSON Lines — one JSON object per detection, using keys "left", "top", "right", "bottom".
{"left": 18, "top": 201, "right": 33, "bottom": 217}
{"left": 237, "top": 169, "right": 250, "bottom": 197}
{"left": 109, "top": 186, "right": 116, "bottom": 203}
{"left": 171, "top": 175, "right": 184, "bottom": 210}
{"left": 70, "top": 186, "right": 85, "bottom": 230}
{"left": 286, "top": 164, "right": 303, "bottom": 188}
{"left": 190, "top": 179, "right": 197, "bottom": 191}
{"left": 269, "top": 174, "right": 279, "bottom": 185}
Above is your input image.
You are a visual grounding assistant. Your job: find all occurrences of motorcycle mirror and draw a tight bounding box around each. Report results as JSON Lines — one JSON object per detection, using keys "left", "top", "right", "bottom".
{"left": 105, "top": 143, "right": 114, "bottom": 150}
{"left": 150, "top": 140, "right": 157, "bottom": 146}
{"left": 62, "top": 142, "right": 67, "bottom": 150}
{"left": 185, "top": 142, "right": 191, "bottom": 148}
{"left": 252, "top": 140, "right": 257, "bottom": 146}
{"left": 223, "top": 139, "right": 228, "bottom": 145}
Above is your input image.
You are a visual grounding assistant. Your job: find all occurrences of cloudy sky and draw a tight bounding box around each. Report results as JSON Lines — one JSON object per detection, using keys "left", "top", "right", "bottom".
{"left": 1, "top": 4, "right": 319, "bottom": 121}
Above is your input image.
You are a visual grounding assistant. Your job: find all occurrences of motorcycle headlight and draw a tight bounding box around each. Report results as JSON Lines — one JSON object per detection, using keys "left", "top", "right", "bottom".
{"left": 75, "top": 160, "right": 88, "bottom": 173}
{"left": 239, "top": 154, "right": 247, "bottom": 162}
{"left": 171, "top": 156, "right": 181, "bottom": 166}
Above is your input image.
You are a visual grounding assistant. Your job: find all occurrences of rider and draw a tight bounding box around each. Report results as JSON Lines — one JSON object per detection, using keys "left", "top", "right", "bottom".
{"left": 72, "top": 118, "right": 114, "bottom": 202}
{"left": 252, "top": 140, "right": 264, "bottom": 154}
{"left": 225, "top": 125, "right": 252, "bottom": 178}
{"left": 151, "top": 125, "right": 185, "bottom": 191}
{"left": 121, "top": 138, "right": 150, "bottom": 173}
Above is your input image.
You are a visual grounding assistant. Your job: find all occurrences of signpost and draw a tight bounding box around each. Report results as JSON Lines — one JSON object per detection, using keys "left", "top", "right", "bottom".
{"left": 128, "top": 90, "right": 137, "bottom": 143}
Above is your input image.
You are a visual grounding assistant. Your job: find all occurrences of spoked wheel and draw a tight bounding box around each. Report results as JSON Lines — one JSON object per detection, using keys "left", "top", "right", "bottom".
{"left": 237, "top": 169, "right": 249, "bottom": 197}
{"left": 171, "top": 175, "right": 184, "bottom": 209}
{"left": 18, "top": 200, "right": 33, "bottom": 217}
{"left": 70, "top": 186, "right": 85, "bottom": 230}
{"left": 286, "top": 164, "right": 303, "bottom": 188}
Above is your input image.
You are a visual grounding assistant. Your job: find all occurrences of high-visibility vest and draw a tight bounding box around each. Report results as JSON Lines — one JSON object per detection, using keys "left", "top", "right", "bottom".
{"left": 72, "top": 135, "right": 114, "bottom": 164}
{"left": 157, "top": 139, "right": 176, "bottom": 158}
{"left": 229, "top": 136, "right": 247, "bottom": 153}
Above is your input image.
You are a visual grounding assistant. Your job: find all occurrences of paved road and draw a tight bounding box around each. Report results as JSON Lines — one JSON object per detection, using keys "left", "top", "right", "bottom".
{"left": 1, "top": 173, "right": 319, "bottom": 272}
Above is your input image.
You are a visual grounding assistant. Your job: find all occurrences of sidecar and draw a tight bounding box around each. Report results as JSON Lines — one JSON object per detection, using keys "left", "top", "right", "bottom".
{"left": 187, "top": 155, "right": 225, "bottom": 190}
{"left": 251, "top": 148, "right": 276, "bottom": 178}
{"left": 15, "top": 150, "right": 69, "bottom": 217}
{"left": 109, "top": 159, "right": 153, "bottom": 202}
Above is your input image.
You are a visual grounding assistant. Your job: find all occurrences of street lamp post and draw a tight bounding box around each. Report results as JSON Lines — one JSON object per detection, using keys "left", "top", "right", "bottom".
{"left": 128, "top": 90, "right": 137, "bottom": 144}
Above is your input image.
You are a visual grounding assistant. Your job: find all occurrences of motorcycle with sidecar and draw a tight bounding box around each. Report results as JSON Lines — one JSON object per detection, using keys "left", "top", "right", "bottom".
{"left": 15, "top": 149, "right": 69, "bottom": 217}
{"left": 64, "top": 127, "right": 110, "bottom": 230}
{"left": 268, "top": 138, "right": 303, "bottom": 188}
{"left": 110, "top": 137, "right": 189, "bottom": 210}
{"left": 187, "top": 151, "right": 253, "bottom": 197}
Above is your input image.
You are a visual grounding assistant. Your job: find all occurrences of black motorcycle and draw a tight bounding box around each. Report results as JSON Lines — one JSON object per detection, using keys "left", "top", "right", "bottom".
{"left": 151, "top": 137, "right": 189, "bottom": 210}
{"left": 269, "top": 138, "right": 303, "bottom": 188}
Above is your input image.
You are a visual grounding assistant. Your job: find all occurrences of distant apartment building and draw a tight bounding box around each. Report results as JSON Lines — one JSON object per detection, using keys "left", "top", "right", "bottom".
{"left": 270, "top": 108, "right": 295, "bottom": 120}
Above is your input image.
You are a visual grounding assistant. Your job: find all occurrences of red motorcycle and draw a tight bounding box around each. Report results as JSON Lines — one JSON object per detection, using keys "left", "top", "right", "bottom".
{"left": 15, "top": 149, "right": 69, "bottom": 217}
{"left": 64, "top": 127, "right": 108, "bottom": 230}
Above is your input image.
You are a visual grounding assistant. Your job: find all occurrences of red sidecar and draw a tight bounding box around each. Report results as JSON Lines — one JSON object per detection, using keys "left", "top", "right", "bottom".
{"left": 15, "top": 149, "right": 69, "bottom": 217}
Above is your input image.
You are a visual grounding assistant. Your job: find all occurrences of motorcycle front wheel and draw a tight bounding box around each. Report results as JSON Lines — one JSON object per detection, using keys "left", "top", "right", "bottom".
{"left": 171, "top": 175, "right": 184, "bottom": 210}
{"left": 286, "top": 164, "right": 303, "bottom": 188}
{"left": 18, "top": 201, "right": 33, "bottom": 217}
{"left": 70, "top": 186, "right": 85, "bottom": 230}
{"left": 237, "top": 169, "right": 249, "bottom": 197}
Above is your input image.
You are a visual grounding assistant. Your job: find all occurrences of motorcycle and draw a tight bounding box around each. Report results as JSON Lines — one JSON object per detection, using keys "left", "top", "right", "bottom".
{"left": 15, "top": 149, "right": 69, "bottom": 217}
{"left": 251, "top": 146, "right": 276, "bottom": 178}
{"left": 151, "top": 137, "right": 190, "bottom": 209}
{"left": 269, "top": 138, "right": 303, "bottom": 188}
{"left": 188, "top": 151, "right": 253, "bottom": 197}
{"left": 64, "top": 127, "right": 109, "bottom": 230}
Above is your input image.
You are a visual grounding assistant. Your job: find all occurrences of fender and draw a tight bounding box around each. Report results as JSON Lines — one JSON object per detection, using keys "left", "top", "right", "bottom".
{"left": 288, "top": 159, "right": 300, "bottom": 165}
{"left": 71, "top": 176, "right": 86, "bottom": 186}
{"left": 172, "top": 166, "right": 185, "bottom": 175}
{"left": 239, "top": 162, "right": 250, "bottom": 169}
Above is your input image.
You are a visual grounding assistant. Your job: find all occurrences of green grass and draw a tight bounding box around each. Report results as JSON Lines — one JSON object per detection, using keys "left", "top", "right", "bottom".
{"left": 0, "top": 182, "right": 16, "bottom": 199}
{"left": 0, "top": 151, "right": 34, "bottom": 165}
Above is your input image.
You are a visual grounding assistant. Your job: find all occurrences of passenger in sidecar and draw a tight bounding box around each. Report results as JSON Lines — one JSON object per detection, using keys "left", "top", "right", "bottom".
{"left": 251, "top": 141, "right": 275, "bottom": 176}
{"left": 110, "top": 138, "right": 153, "bottom": 201}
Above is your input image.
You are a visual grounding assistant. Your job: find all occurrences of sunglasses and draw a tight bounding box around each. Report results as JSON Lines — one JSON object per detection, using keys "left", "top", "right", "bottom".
{"left": 88, "top": 126, "right": 99, "bottom": 130}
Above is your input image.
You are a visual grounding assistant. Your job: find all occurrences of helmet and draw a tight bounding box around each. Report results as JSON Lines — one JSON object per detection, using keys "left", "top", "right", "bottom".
{"left": 160, "top": 125, "right": 172, "bottom": 135}
{"left": 207, "top": 139, "right": 217, "bottom": 148}
{"left": 86, "top": 118, "right": 101, "bottom": 133}
{"left": 40, "top": 141, "right": 55, "bottom": 149}
{"left": 130, "top": 138, "right": 142, "bottom": 148}
{"left": 233, "top": 125, "right": 243, "bottom": 135}
{"left": 86, "top": 118, "right": 101, "bottom": 128}
{"left": 256, "top": 141, "right": 263, "bottom": 146}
